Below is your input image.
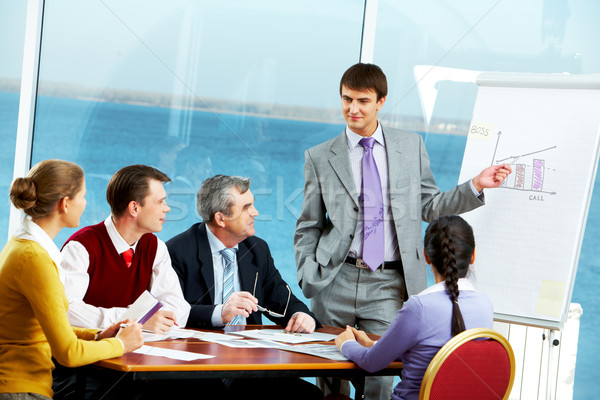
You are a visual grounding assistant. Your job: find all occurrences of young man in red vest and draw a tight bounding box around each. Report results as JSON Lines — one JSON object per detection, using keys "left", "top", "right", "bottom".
{"left": 59, "top": 164, "right": 190, "bottom": 333}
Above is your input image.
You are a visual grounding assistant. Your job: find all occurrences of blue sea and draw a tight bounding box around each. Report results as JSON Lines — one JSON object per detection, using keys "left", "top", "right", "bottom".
{"left": 1, "top": 92, "right": 598, "bottom": 398}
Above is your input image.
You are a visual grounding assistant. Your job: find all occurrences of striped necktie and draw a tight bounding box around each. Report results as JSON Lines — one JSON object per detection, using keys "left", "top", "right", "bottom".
{"left": 220, "top": 248, "right": 241, "bottom": 325}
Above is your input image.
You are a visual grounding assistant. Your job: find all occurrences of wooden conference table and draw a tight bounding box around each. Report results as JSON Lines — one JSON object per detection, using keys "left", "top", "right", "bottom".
{"left": 93, "top": 325, "right": 403, "bottom": 399}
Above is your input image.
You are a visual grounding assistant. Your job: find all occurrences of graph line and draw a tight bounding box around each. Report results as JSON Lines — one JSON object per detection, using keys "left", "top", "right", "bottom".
{"left": 490, "top": 131, "right": 502, "bottom": 166}
{"left": 496, "top": 146, "right": 557, "bottom": 163}
{"left": 501, "top": 187, "right": 556, "bottom": 195}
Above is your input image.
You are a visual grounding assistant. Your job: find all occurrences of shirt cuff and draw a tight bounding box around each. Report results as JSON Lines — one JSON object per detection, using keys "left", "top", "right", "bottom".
{"left": 469, "top": 179, "right": 483, "bottom": 197}
{"left": 211, "top": 304, "right": 226, "bottom": 327}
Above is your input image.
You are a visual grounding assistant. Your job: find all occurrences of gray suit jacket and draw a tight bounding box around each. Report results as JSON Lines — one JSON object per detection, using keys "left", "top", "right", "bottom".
{"left": 294, "top": 127, "right": 484, "bottom": 299}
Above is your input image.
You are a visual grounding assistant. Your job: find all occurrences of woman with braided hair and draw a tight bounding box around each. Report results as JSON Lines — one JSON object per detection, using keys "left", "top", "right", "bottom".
{"left": 335, "top": 215, "right": 493, "bottom": 400}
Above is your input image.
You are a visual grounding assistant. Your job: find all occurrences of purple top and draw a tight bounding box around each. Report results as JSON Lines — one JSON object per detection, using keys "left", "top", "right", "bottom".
{"left": 341, "top": 279, "right": 494, "bottom": 400}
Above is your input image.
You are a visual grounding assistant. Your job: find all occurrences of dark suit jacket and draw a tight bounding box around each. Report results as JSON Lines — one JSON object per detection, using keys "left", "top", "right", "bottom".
{"left": 166, "top": 222, "right": 320, "bottom": 329}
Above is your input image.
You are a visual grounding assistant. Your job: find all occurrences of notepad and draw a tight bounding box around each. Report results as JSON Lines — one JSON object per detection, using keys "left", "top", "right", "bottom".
{"left": 119, "top": 290, "right": 163, "bottom": 324}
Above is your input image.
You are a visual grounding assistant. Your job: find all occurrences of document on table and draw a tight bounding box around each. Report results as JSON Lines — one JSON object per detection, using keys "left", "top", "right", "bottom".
{"left": 277, "top": 343, "right": 349, "bottom": 361}
{"left": 211, "top": 339, "right": 286, "bottom": 348}
{"left": 133, "top": 345, "right": 214, "bottom": 361}
{"left": 230, "top": 329, "right": 337, "bottom": 344}
{"left": 119, "top": 290, "right": 162, "bottom": 324}
{"left": 142, "top": 328, "right": 242, "bottom": 343}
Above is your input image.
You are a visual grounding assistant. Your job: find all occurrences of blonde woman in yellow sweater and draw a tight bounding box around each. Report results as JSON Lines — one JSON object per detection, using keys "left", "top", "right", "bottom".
{"left": 0, "top": 160, "right": 143, "bottom": 400}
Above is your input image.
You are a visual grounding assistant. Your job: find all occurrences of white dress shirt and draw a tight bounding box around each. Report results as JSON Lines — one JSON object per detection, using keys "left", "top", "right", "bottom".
{"left": 60, "top": 216, "right": 190, "bottom": 329}
{"left": 205, "top": 225, "right": 302, "bottom": 327}
{"left": 346, "top": 123, "right": 401, "bottom": 262}
{"left": 205, "top": 225, "right": 245, "bottom": 327}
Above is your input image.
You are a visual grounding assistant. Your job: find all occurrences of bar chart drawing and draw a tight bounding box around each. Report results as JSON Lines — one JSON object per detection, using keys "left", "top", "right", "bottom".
{"left": 491, "top": 132, "right": 557, "bottom": 194}
{"left": 532, "top": 159, "right": 545, "bottom": 191}
{"left": 457, "top": 74, "right": 600, "bottom": 330}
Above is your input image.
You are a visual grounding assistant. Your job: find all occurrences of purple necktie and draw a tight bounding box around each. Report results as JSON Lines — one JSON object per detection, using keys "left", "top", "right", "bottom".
{"left": 359, "top": 137, "right": 384, "bottom": 271}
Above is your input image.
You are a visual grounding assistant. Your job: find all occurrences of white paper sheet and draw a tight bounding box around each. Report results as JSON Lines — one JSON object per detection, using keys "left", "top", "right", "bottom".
{"left": 278, "top": 343, "right": 349, "bottom": 361}
{"left": 230, "top": 329, "right": 336, "bottom": 344}
{"left": 142, "top": 328, "right": 241, "bottom": 342}
{"left": 458, "top": 82, "right": 600, "bottom": 328}
{"left": 133, "top": 345, "right": 214, "bottom": 361}
{"left": 211, "top": 339, "right": 286, "bottom": 348}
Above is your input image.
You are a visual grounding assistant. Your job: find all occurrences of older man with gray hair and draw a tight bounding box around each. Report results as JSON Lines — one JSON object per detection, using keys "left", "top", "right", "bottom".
{"left": 166, "top": 175, "right": 323, "bottom": 399}
{"left": 166, "top": 174, "right": 319, "bottom": 332}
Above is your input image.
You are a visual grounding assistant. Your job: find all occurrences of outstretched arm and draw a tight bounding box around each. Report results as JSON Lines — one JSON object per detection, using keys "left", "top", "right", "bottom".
{"left": 472, "top": 164, "right": 512, "bottom": 192}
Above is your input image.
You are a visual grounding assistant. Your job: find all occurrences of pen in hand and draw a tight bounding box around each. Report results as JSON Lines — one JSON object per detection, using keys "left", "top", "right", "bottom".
{"left": 120, "top": 323, "right": 156, "bottom": 334}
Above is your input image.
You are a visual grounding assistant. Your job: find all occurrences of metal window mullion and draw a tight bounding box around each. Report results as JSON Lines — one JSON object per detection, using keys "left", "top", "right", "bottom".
{"left": 9, "top": 0, "right": 45, "bottom": 236}
{"left": 359, "top": 0, "right": 378, "bottom": 63}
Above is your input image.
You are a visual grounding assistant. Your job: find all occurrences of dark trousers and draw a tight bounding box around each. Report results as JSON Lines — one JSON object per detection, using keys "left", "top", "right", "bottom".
{"left": 228, "top": 378, "right": 323, "bottom": 400}
{"left": 52, "top": 362, "right": 227, "bottom": 400}
{"left": 53, "top": 362, "right": 322, "bottom": 400}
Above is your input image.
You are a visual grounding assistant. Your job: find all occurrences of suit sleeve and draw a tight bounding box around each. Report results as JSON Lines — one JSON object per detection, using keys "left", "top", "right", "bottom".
{"left": 167, "top": 237, "right": 218, "bottom": 329}
{"left": 417, "top": 135, "right": 484, "bottom": 222}
{"left": 293, "top": 149, "right": 327, "bottom": 298}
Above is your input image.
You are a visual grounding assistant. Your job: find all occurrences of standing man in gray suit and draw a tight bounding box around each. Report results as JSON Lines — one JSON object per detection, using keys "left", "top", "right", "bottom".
{"left": 294, "top": 63, "right": 511, "bottom": 399}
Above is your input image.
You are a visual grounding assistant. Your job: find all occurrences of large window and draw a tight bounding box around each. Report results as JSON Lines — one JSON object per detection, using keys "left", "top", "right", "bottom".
{"left": 373, "top": 1, "right": 600, "bottom": 398}
{"left": 0, "top": 2, "right": 27, "bottom": 244}
{"left": 32, "top": 0, "right": 363, "bottom": 292}
{"left": 7, "top": 1, "right": 600, "bottom": 398}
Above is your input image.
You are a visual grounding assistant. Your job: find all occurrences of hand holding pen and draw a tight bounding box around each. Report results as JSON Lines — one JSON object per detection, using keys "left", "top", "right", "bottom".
{"left": 116, "top": 320, "right": 144, "bottom": 353}
{"left": 96, "top": 319, "right": 143, "bottom": 353}
{"left": 143, "top": 310, "right": 178, "bottom": 334}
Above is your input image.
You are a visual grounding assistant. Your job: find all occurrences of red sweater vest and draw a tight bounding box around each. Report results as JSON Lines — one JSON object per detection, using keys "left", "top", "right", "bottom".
{"left": 63, "top": 222, "right": 158, "bottom": 308}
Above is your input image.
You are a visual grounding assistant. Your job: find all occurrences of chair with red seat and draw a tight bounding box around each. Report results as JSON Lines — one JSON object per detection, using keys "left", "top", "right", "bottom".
{"left": 419, "top": 328, "right": 516, "bottom": 400}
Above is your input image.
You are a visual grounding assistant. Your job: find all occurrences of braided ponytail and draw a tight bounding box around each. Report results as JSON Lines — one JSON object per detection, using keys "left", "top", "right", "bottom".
{"left": 424, "top": 216, "right": 475, "bottom": 337}
{"left": 439, "top": 224, "right": 466, "bottom": 336}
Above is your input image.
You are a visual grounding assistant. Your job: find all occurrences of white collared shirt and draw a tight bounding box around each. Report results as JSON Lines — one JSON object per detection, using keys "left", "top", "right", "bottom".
{"left": 346, "top": 123, "right": 400, "bottom": 262}
{"left": 13, "top": 216, "right": 62, "bottom": 267}
{"left": 415, "top": 278, "right": 476, "bottom": 297}
{"left": 104, "top": 215, "right": 137, "bottom": 255}
{"left": 60, "top": 216, "right": 190, "bottom": 329}
{"left": 345, "top": 123, "right": 481, "bottom": 263}
{"left": 204, "top": 224, "right": 245, "bottom": 327}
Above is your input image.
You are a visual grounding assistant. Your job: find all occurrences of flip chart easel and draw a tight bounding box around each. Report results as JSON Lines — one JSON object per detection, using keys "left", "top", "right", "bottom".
{"left": 457, "top": 72, "right": 600, "bottom": 400}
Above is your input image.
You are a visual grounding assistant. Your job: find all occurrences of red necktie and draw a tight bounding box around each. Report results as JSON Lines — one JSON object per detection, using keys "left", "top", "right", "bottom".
{"left": 121, "top": 248, "right": 134, "bottom": 268}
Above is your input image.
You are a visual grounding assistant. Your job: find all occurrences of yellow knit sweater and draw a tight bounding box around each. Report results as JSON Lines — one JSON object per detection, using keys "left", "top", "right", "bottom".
{"left": 0, "top": 237, "right": 124, "bottom": 398}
